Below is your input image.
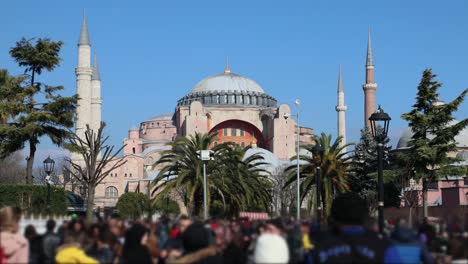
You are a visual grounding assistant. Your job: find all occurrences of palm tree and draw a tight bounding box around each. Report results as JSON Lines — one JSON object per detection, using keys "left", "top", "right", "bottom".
{"left": 152, "top": 132, "right": 272, "bottom": 217}
{"left": 284, "top": 133, "right": 352, "bottom": 218}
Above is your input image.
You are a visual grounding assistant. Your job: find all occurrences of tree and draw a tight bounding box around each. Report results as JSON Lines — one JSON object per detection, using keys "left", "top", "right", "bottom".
{"left": 0, "top": 38, "right": 78, "bottom": 184}
{"left": 349, "top": 127, "right": 391, "bottom": 208}
{"left": 285, "top": 133, "right": 352, "bottom": 218}
{"left": 152, "top": 133, "right": 272, "bottom": 217}
{"left": 271, "top": 165, "right": 295, "bottom": 216}
{"left": 401, "top": 69, "right": 468, "bottom": 218}
{"left": 116, "top": 192, "right": 152, "bottom": 220}
{"left": 0, "top": 152, "right": 26, "bottom": 184}
{"left": 65, "top": 122, "right": 126, "bottom": 222}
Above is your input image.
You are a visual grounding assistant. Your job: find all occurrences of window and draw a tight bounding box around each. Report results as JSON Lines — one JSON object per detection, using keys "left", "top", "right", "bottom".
{"left": 110, "top": 173, "right": 113, "bottom": 177}
{"left": 232, "top": 125, "right": 237, "bottom": 136}
{"left": 132, "top": 147, "right": 135, "bottom": 154}
{"left": 105, "top": 186, "right": 118, "bottom": 198}
{"left": 240, "top": 128, "right": 244, "bottom": 136}
{"left": 130, "top": 173, "right": 132, "bottom": 178}
{"left": 224, "top": 128, "right": 228, "bottom": 136}
{"left": 125, "top": 173, "right": 127, "bottom": 177}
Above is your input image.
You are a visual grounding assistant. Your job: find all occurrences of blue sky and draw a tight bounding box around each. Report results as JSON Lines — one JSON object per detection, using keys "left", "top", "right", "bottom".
{"left": 1, "top": 0, "right": 467, "bottom": 164}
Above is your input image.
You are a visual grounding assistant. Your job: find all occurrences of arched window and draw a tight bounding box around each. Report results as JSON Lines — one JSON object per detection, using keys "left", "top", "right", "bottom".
{"left": 105, "top": 186, "right": 118, "bottom": 198}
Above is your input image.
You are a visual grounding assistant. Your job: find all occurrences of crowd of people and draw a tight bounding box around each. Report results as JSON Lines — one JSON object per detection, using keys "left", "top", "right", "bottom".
{"left": 1, "top": 192, "right": 467, "bottom": 263}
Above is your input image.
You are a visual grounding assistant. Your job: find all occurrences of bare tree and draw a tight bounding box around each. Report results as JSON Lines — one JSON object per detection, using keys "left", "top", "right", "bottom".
{"left": 271, "top": 165, "right": 295, "bottom": 216}
{"left": 0, "top": 151, "right": 26, "bottom": 184}
{"left": 65, "top": 122, "right": 126, "bottom": 222}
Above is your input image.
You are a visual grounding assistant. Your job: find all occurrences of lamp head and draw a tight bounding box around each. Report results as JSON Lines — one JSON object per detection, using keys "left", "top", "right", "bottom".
{"left": 295, "top": 99, "right": 301, "bottom": 107}
{"left": 283, "top": 113, "right": 289, "bottom": 120}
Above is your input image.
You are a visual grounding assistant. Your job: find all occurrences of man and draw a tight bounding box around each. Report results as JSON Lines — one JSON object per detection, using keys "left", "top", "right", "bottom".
{"left": 42, "top": 219, "right": 61, "bottom": 264}
{"left": 308, "top": 192, "right": 403, "bottom": 263}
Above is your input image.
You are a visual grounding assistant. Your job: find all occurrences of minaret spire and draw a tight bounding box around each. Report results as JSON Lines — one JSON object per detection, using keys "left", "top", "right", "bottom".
{"left": 366, "top": 29, "right": 374, "bottom": 66}
{"left": 92, "top": 52, "right": 100, "bottom": 80}
{"left": 363, "top": 29, "right": 378, "bottom": 129}
{"left": 336, "top": 65, "right": 347, "bottom": 153}
{"left": 78, "top": 10, "right": 91, "bottom": 46}
{"left": 224, "top": 56, "right": 231, "bottom": 75}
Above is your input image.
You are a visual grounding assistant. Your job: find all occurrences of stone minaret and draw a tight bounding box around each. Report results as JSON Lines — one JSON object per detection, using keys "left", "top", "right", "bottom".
{"left": 91, "top": 53, "right": 102, "bottom": 132}
{"left": 73, "top": 11, "right": 93, "bottom": 162}
{"left": 335, "top": 65, "right": 347, "bottom": 153}
{"left": 363, "top": 30, "right": 377, "bottom": 129}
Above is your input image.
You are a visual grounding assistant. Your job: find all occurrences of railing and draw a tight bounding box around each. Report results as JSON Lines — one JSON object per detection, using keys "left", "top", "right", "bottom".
{"left": 20, "top": 215, "right": 71, "bottom": 234}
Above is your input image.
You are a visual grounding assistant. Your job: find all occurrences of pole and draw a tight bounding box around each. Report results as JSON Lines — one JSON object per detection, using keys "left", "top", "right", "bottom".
{"left": 296, "top": 113, "right": 300, "bottom": 220}
{"left": 203, "top": 161, "right": 208, "bottom": 220}
{"left": 47, "top": 180, "right": 51, "bottom": 213}
{"left": 316, "top": 167, "right": 321, "bottom": 229}
{"left": 377, "top": 143, "right": 384, "bottom": 233}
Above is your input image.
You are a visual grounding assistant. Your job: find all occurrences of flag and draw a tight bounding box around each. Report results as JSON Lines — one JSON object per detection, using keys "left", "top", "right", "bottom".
{"left": 135, "top": 181, "right": 140, "bottom": 193}
{"left": 124, "top": 182, "right": 129, "bottom": 193}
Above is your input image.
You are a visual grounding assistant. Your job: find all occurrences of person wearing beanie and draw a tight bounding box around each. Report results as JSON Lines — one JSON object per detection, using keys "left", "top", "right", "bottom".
{"left": 254, "top": 233, "right": 290, "bottom": 264}
{"left": 307, "top": 192, "right": 404, "bottom": 263}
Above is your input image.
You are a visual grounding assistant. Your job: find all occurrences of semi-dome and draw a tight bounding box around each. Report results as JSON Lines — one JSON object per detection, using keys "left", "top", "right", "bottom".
{"left": 191, "top": 73, "right": 265, "bottom": 94}
{"left": 397, "top": 120, "right": 468, "bottom": 149}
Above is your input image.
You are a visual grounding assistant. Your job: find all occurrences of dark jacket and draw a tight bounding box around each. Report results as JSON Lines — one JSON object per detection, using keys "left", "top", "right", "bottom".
{"left": 121, "top": 224, "right": 152, "bottom": 264}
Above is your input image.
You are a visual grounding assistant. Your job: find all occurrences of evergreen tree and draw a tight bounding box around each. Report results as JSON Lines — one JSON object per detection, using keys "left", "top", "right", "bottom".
{"left": 0, "top": 38, "right": 78, "bottom": 184}
{"left": 349, "top": 127, "right": 390, "bottom": 203}
{"left": 401, "top": 69, "right": 467, "bottom": 218}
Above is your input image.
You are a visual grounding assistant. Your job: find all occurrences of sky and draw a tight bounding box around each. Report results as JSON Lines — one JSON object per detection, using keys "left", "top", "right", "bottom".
{"left": 1, "top": 0, "right": 467, "bottom": 165}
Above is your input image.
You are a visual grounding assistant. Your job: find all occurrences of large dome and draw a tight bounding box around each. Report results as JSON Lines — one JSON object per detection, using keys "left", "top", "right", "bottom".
{"left": 191, "top": 73, "right": 264, "bottom": 94}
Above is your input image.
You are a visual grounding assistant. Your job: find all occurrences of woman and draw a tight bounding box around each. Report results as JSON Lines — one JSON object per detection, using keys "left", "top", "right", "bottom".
{"left": 24, "top": 225, "right": 44, "bottom": 263}
{"left": 0, "top": 207, "right": 29, "bottom": 264}
{"left": 121, "top": 223, "right": 152, "bottom": 264}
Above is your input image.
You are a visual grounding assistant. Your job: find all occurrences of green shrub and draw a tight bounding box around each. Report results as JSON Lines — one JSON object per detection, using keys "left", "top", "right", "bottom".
{"left": 0, "top": 184, "right": 67, "bottom": 215}
{"left": 116, "top": 192, "right": 151, "bottom": 219}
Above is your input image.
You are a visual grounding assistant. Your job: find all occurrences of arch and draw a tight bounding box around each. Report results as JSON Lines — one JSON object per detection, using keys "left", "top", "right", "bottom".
{"left": 209, "top": 119, "right": 268, "bottom": 149}
{"left": 105, "top": 186, "right": 118, "bottom": 198}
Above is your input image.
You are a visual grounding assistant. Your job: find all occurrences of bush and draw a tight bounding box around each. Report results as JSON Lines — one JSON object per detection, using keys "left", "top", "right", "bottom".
{"left": 116, "top": 192, "right": 151, "bottom": 219}
{"left": 0, "top": 184, "right": 67, "bottom": 215}
{"left": 153, "top": 197, "right": 180, "bottom": 215}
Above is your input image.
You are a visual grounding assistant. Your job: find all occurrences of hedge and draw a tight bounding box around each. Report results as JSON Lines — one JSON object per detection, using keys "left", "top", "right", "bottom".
{"left": 0, "top": 184, "right": 67, "bottom": 215}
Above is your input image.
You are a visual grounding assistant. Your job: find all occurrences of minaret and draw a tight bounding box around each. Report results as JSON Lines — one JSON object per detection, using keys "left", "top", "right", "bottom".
{"left": 74, "top": 11, "right": 93, "bottom": 161}
{"left": 91, "top": 53, "right": 102, "bottom": 132}
{"left": 363, "top": 30, "right": 377, "bottom": 129}
{"left": 335, "top": 65, "right": 347, "bottom": 153}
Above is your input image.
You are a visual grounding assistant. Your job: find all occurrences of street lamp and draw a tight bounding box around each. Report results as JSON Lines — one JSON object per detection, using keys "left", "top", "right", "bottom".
{"left": 284, "top": 99, "right": 301, "bottom": 220}
{"left": 312, "top": 144, "right": 324, "bottom": 228}
{"left": 43, "top": 156, "right": 55, "bottom": 212}
{"left": 197, "top": 150, "right": 214, "bottom": 220}
{"left": 368, "top": 105, "right": 391, "bottom": 233}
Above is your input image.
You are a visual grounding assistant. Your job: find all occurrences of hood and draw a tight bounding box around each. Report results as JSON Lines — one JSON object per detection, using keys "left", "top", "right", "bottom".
{"left": 391, "top": 227, "right": 417, "bottom": 243}
{"left": 1, "top": 232, "right": 28, "bottom": 257}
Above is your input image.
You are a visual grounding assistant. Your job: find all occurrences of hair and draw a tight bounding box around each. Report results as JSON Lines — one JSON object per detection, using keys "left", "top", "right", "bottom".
{"left": 24, "top": 225, "right": 37, "bottom": 240}
{"left": 62, "top": 230, "right": 80, "bottom": 245}
{"left": 0, "top": 206, "right": 22, "bottom": 233}
{"left": 46, "top": 219, "right": 56, "bottom": 232}
{"left": 331, "top": 192, "right": 369, "bottom": 226}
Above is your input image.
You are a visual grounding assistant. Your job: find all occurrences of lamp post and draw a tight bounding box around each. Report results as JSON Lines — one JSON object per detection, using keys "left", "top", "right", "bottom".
{"left": 43, "top": 156, "right": 55, "bottom": 212}
{"left": 312, "top": 144, "right": 324, "bottom": 228}
{"left": 295, "top": 99, "right": 301, "bottom": 220}
{"left": 197, "top": 150, "right": 214, "bottom": 220}
{"left": 368, "top": 105, "right": 391, "bottom": 233}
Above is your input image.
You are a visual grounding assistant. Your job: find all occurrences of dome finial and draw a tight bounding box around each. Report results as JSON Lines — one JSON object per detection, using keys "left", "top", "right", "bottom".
{"left": 224, "top": 56, "right": 231, "bottom": 75}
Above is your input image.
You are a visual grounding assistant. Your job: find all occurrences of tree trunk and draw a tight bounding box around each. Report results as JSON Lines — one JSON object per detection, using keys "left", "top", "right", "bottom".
{"left": 26, "top": 139, "right": 36, "bottom": 184}
{"left": 408, "top": 206, "right": 413, "bottom": 228}
{"left": 422, "top": 178, "right": 428, "bottom": 219}
{"left": 86, "top": 183, "right": 96, "bottom": 223}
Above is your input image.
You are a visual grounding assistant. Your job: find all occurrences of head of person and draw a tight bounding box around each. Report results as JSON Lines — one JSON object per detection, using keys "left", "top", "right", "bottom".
{"left": 330, "top": 192, "right": 369, "bottom": 228}
{"left": 177, "top": 215, "right": 192, "bottom": 234}
{"left": 254, "top": 233, "right": 290, "bottom": 264}
{"left": 46, "top": 219, "right": 56, "bottom": 233}
{"left": 266, "top": 218, "right": 285, "bottom": 235}
{"left": 98, "top": 225, "right": 114, "bottom": 246}
{"left": 182, "top": 221, "right": 210, "bottom": 253}
{"left": 124, "top": 223, "right": 149, "bottom": 250}
{"left": 0, "top": 206, "right": 22, "bottom": 233}
{"left": 24, "top": 225, "right": 37, "bottom": 240}
{"left": 62, "top": 230, "right": 80, "bottom": 246}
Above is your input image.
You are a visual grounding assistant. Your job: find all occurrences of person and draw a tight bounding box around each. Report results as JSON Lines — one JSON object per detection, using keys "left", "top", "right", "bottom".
{"left": 121, "top": 223, "right": 153, "bottom": 264}
{"left": 166, "top": 221, "right": 220, "bottom": 264}
{"left": 0, "top": 206, "right": 29, "bottom": 264}
{"left": 307, "top": 192, "right": 402, "bottom": 263}
{"left": 390, "top": 220, "right": 433, "bottom": 263}
{"left": 253, "top": 233, "right": 290, "bottom": 264}
{"left": 42, "top": 219, "right": 61, "bottom": 264}
{"left": 86, "top": 225, "right": 115, "bottom": 264}
{"left": 55, "top": 231, "right": 98, "bottom": 264}
{"left": 24, "top": 225, "right": 43, "bottom": 263}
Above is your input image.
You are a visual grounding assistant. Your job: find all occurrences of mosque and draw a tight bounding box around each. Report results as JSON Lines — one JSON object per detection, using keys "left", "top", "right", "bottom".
{"left": 72, "top": 14, "right": 467, "bottom": 210}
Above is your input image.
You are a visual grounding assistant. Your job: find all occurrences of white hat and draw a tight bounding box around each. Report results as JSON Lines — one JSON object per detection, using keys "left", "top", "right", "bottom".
{"left": 254, "top": 233, "right": 290, "bottom": 264}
